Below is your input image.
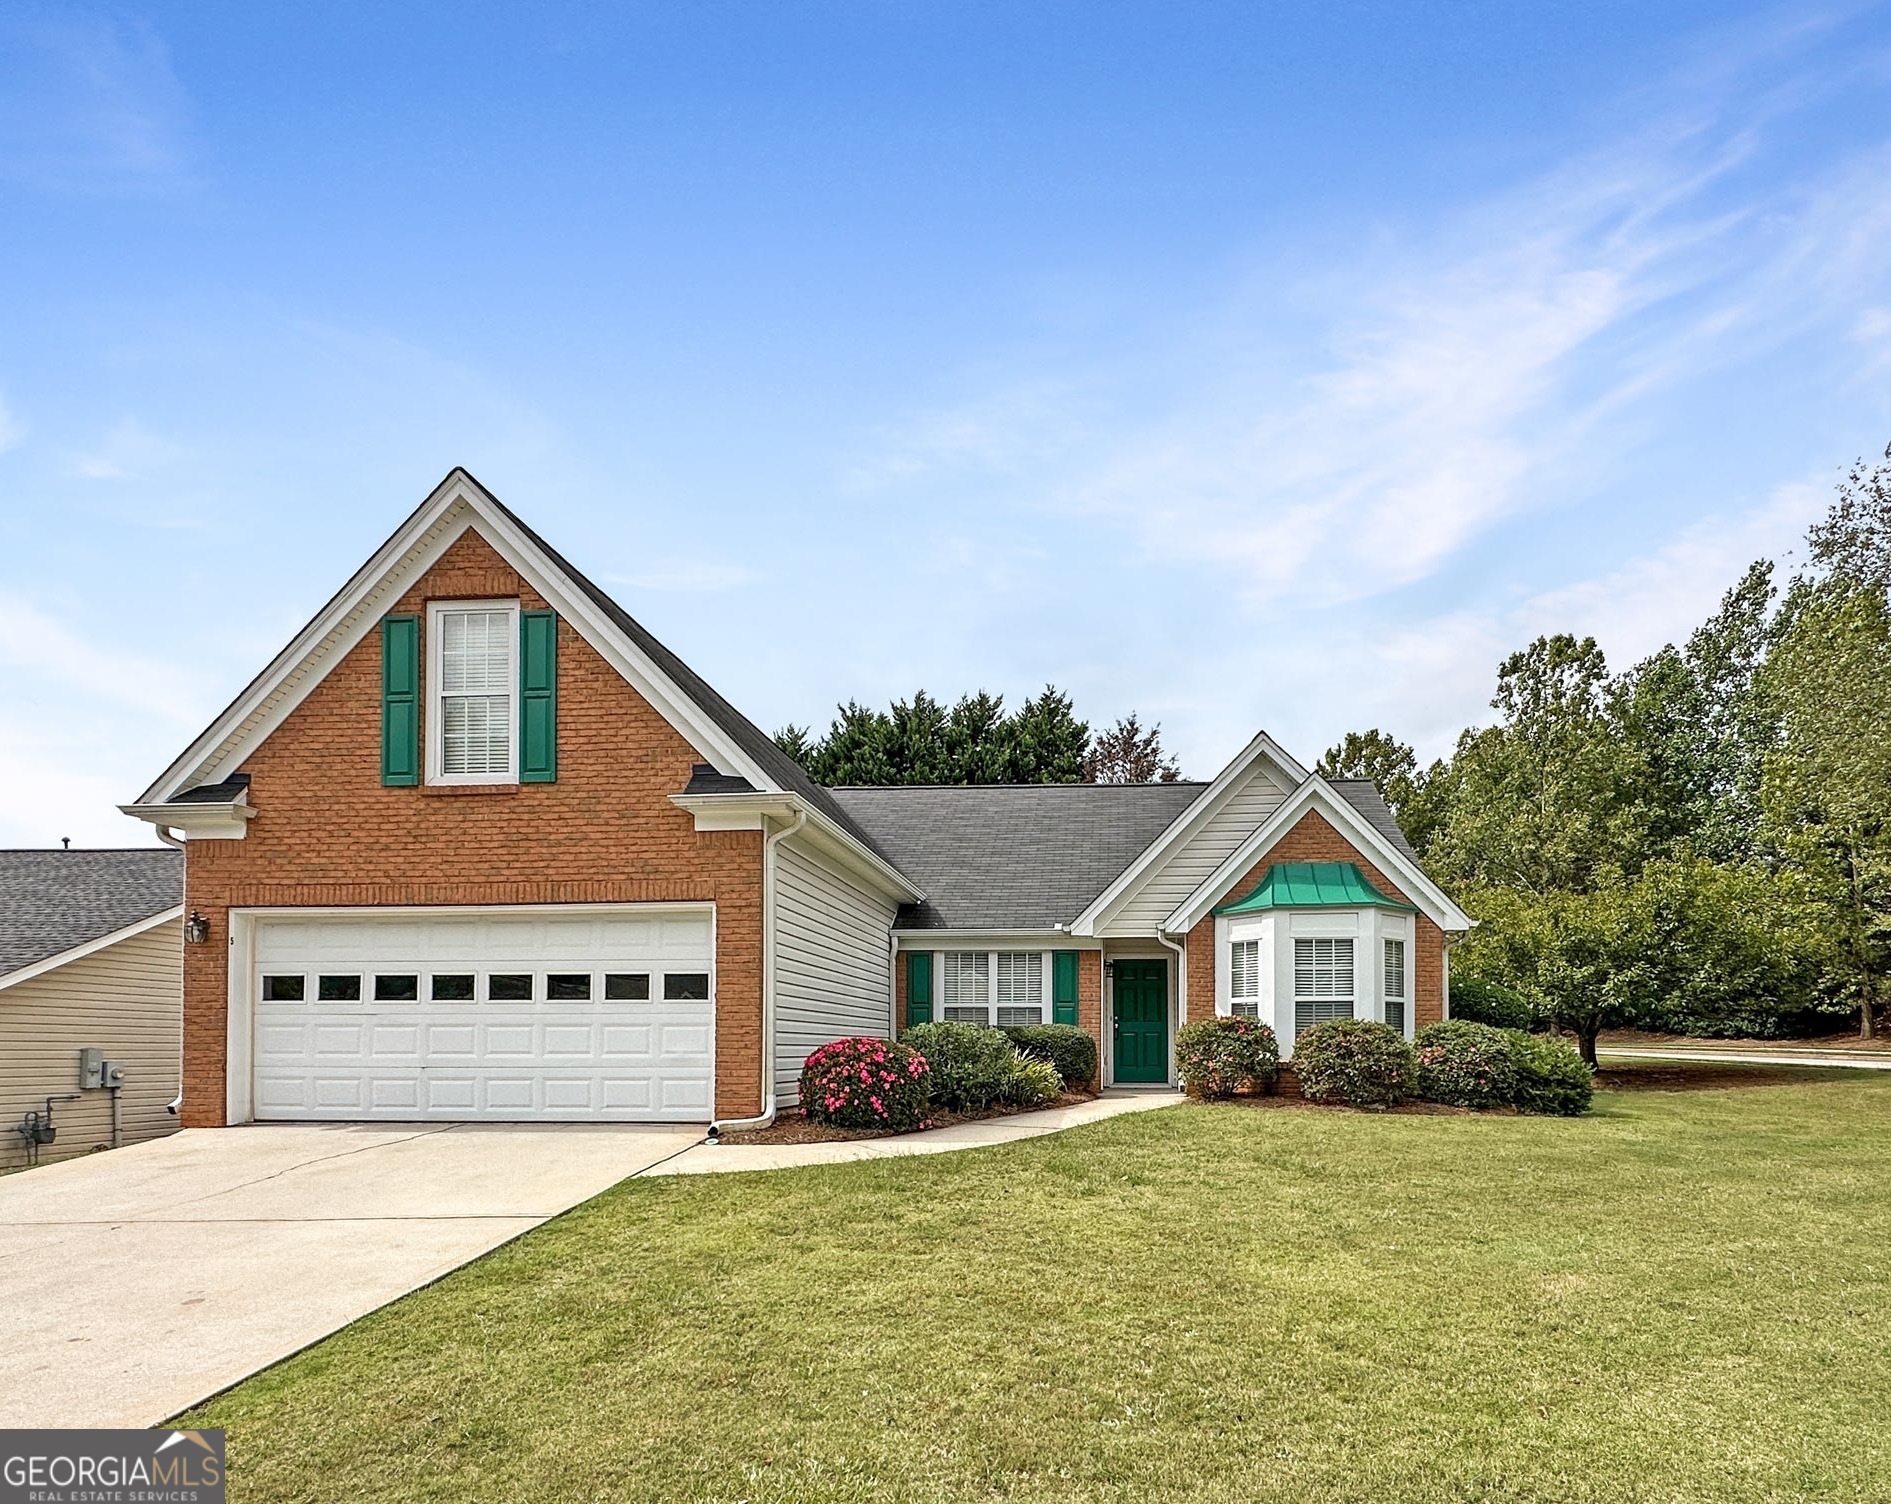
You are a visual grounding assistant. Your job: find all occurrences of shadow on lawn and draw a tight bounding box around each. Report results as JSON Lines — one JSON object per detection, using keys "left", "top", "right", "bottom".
{"left": 1595, "top": 1059, "right": 1866, "bottom": 1092}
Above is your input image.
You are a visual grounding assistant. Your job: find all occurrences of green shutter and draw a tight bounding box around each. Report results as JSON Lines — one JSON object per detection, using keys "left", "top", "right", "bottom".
{"left": 1052, "top": 949, "right": 1080, "bottom": 1026}
{"left": 519, "top": 609, "right": 558, "bottom": 783}
{"left": 380, "top": 614, "right": 420, "bottom": 786}
{"left": 905, "top": 951, "right": 933, "bottom": 1027}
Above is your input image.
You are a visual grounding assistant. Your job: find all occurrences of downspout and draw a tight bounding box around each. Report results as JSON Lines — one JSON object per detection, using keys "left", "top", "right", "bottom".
{"left": 1156, "top": 928, "right": 1187, "bottom": 1087}
{"left": 888, "top": 930, "right": 902, "bottom": 1037}
{"left": 709, "top": 806, "right": 807, "bottom": 1138}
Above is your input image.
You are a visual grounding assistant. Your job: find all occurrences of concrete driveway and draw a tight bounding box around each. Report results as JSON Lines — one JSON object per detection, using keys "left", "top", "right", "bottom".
{"left": 0, "top": 1121, "right": 701, "bottom": 1428}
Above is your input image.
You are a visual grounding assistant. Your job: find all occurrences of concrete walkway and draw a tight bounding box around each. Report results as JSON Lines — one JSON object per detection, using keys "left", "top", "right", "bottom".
{"left": 1600, "top": 1046, "right": 1891, "bottom": 1071}
{"left": 0, "top": 1122, "right": 700, "bottom": 1429}
{"left": 646, "top": 1088, "right": 1186, "bottom": 1176}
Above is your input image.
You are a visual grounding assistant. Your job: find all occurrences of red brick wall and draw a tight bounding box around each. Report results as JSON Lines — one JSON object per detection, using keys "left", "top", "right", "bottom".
{"left": 181, "top": 528, "right": 766, "bottom": 1125}
{"left": 1184, "top": 809, "right": 1444, "bottom": 1028}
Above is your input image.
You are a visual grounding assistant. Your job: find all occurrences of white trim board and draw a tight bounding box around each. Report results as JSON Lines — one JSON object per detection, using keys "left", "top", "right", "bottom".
{"left": 0, "top": 907, "right": 184, "bottom": 994}
{"left": 1163, "top": 776, "right": 1474, "bottom": 935}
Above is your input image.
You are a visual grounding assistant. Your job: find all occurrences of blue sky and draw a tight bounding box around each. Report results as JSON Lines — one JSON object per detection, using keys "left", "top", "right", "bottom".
{"left": 4, "top": 1, "right": 1891, "bottom": 847}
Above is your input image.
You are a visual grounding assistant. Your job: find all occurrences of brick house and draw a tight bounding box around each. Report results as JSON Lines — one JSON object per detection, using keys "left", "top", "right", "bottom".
{"left": 124, "top": 470, "right": 1471, "bottom": 1130}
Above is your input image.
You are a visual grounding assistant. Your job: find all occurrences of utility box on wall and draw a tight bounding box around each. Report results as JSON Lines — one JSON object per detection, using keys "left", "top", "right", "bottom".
{"left": 79, "top": 1048, "right": 105, "bottom": 1090}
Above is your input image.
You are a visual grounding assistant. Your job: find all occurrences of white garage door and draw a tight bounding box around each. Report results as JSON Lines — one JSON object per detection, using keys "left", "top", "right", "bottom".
{"left": 251, "top": 907, "right": 715, "bottom": 1122}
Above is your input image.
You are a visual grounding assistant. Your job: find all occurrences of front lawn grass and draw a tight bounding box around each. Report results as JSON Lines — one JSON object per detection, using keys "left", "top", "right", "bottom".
{"left": 189, "top": 1065, "right": 1891, "bottom": 1503}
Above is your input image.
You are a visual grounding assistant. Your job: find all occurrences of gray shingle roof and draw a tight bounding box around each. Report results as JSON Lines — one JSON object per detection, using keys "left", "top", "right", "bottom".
{"left": 829, "top": 783, "right": 1206, "bottom": 930}
{"left": 0, "top": 849, "right": 182, "bottom": 979}
{"left": 1327, "top": 780, "right": 1420, "bottom": 864}
{"left": 829, "top": 777, "right": 1422, "bottom": 931}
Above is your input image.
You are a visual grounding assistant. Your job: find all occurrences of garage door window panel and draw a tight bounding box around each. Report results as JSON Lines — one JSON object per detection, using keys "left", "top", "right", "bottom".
{"left": 548, "top": 973, "right": 592, "bottom": 1000}
{"left": 663, "top": 972, "right": 710, "bottom": 1001}
{"left": 605, "top": 972, "right": 650, "bottom": 1000}
{"left": 374, "top": 974, "right": 420, "bottom": 1001}
{"left": 488, "top": 974, "right": 533, "bottom": 1001}
{"left": 318, "top": 975, "right": 362, "bottom": 1002}
{"left": 262, "top": 974, "right": 305, "bottom": 1002}
{"left": 430, "top": 973, "right": 476, "bottom": 1002}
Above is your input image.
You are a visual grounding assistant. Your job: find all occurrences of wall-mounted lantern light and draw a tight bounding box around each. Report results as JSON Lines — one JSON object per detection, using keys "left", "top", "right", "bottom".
{"left": 185, "top": 911, "right": 210, "bottom": 945}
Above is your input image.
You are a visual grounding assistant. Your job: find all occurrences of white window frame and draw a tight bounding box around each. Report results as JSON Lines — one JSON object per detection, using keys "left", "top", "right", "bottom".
{"left": 1293, "top": 935, "right": 1355, "bottom": 1040}
{"left": 426, "top": 599, "right": 521, "bottom": 786}
{"left": 936, "top": 949, "right": 1048, "bottom": 1027}
{"left": 1229, "top": 938, "right": 1261, "bottom": 1019}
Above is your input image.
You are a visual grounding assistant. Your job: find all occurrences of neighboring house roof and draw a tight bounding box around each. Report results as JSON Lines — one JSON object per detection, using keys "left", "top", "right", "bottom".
{"left": 0, "top": 849, "right": 183, "bottom": 979}
{"left": 1215, "top": 861, "right": 1414, "bottom": 915}
{"left": 829, "top": 783, "right": 1205, "bottom": 931}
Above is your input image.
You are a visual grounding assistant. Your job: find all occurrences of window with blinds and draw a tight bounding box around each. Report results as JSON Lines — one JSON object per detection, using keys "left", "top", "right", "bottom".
{"left": 995, "top": 951, "right": 1043, "bottom": 1027}
{"left": 1293, "top": 937, "right": 1355, "bottom": 1039}
{"left": 940, "top": 951, "right": 991, "bottom": 1023}
{"left": 1229, "top": 939, "right": 1261, "bottom": 1019}
{"left": 436, "top": 606, "right": 515, "bottom": 778}
{"left": 1383, "top": 937, "right": 1407, "bottom": 1035}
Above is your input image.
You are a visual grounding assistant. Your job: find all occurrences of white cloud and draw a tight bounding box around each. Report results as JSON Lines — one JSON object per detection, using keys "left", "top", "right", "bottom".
{"left": 0, "top": 13, "right": 195, "bottom": 194}
{"left": 0, "top": 595, "right": 203, "bottom": 723}
{"left": 69, "top": 418, "right": 181, "bottom": 480}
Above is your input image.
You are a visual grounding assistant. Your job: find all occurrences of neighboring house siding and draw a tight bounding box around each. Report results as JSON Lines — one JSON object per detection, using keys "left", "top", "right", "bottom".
{"left": 181, "top": 528, "right": 766, "bottom": 1126}
{"left": 1100, "top": 767, "right": 1289, "bottom": 935}
{"left": 1, "top": 922, "right": 182, "bottom": 1168}
{"left": 1184, "top": 808, "right": 1444, "bottom": 1030}
{"left": 774, "top": 838, "right": 897, "bottom": 1105}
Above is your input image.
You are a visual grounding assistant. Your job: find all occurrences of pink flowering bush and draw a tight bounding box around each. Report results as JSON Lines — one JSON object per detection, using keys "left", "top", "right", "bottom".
{"left": 1293, "top": 1018, "right": 1419, "bottom": 1107}
{"left": 1415, "top": 1020, "right": 1519, "bottom": 1108}
{"left": 1175, "top": 1016, "right": 1280, "bottom": 1098}
{"left": 799, "top": 1037, "right": 931, "bottom": 1132}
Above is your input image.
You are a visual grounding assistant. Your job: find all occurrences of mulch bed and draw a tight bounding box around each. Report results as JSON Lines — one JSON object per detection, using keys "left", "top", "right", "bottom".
{"left": 716, "top": 1089, "right": 1100, "bottom": 1146}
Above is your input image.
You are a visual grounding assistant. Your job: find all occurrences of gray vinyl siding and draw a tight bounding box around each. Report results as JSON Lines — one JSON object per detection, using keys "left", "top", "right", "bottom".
{"left": 773, "top": 839, "right": 898, "bottom": 1107}
{"left": 1099, "top": 767, "right": 1290, "bottom": 934}
{"left": 0, "top": 921, "right": 183, "bottom": 1169}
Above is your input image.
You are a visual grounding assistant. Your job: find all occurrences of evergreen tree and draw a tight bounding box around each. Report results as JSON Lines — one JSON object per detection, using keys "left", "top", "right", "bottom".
{"left": 944, "top": 691, "right": 1010, "bottom": 783}
{"left": 1000, "top": 685, "right": 1090, "bottom": 783}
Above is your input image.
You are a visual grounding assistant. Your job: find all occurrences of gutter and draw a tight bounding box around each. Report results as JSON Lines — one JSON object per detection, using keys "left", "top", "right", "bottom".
{"left": 709, "top": 807, "right": 807, "bottom": 1138}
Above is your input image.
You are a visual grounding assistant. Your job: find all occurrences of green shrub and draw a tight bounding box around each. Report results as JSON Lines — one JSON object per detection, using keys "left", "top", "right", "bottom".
{"left": 799, "top": 1038, "right": 931, "bottom": 1132}
{"left": 1505, "top": 1030, "right": 1594, "bottom": 1116}
{"left": 1001, "top": 1023, "right": 1099, "bottom": 1089}
{"left": 899, "top": 1021, "right": 1022, "bottom": 1111}
{"left": 1449, "top": 975, "right": 1535, "bottom": 1031}
{"left": 1292, "top": 1018, "right": 1419, "bottom": 1107}
{"left": 1415, "top": 1020, "right": 1518, "bottom": 1108}
{"left": 1004, "top": 1054, "right": 1063, "bottom": 1108}
{"left": 1175, "top": 1017, "right": 1281, "bottom": 1098}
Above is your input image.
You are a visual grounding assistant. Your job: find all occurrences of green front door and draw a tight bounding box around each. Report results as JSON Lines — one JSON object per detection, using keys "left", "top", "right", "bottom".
{"left": 1112, "top": 959, "right": 1169, "bottom": 1083}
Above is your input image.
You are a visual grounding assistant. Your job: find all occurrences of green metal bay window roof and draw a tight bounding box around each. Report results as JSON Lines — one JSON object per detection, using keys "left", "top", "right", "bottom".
{"left": 1214, "top": 861, "right": 1416, "bottom": 916}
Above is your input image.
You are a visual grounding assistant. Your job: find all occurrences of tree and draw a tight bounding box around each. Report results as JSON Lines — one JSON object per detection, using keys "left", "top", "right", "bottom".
{"left": 884, "top": 691, "right": 953, "bottom": 783}
{"left": 1086, "top": 712, "right": 1182, "bottom": 784}
{"left": 773, "top": 723, "right": 816, "bottom": 764}
{"left": 1759, "top": 582, "right": 1891, "bottom": 1037}
{"left": 1000, "top": 685, "right": 1090, "bottom": 783}
{"left": 943, "top": 691, "right": 1010, "bottom": 783}
{"left": 1316, "top": 729, "right": 1442, "bottom": 851}
{"left": 1806, "top": 443, "right": 1891, "bottom": 588}
{"left": 805, "top": 701, "right": 895, "bottom": 785}
{"left": 1427, "top": 635, "right": 1645, "bottom": 894}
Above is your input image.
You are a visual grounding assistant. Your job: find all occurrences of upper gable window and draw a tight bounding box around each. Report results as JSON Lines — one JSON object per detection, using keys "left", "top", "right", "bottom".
{"left": 428, "top": 601, "right": 519, "bottom": 784}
